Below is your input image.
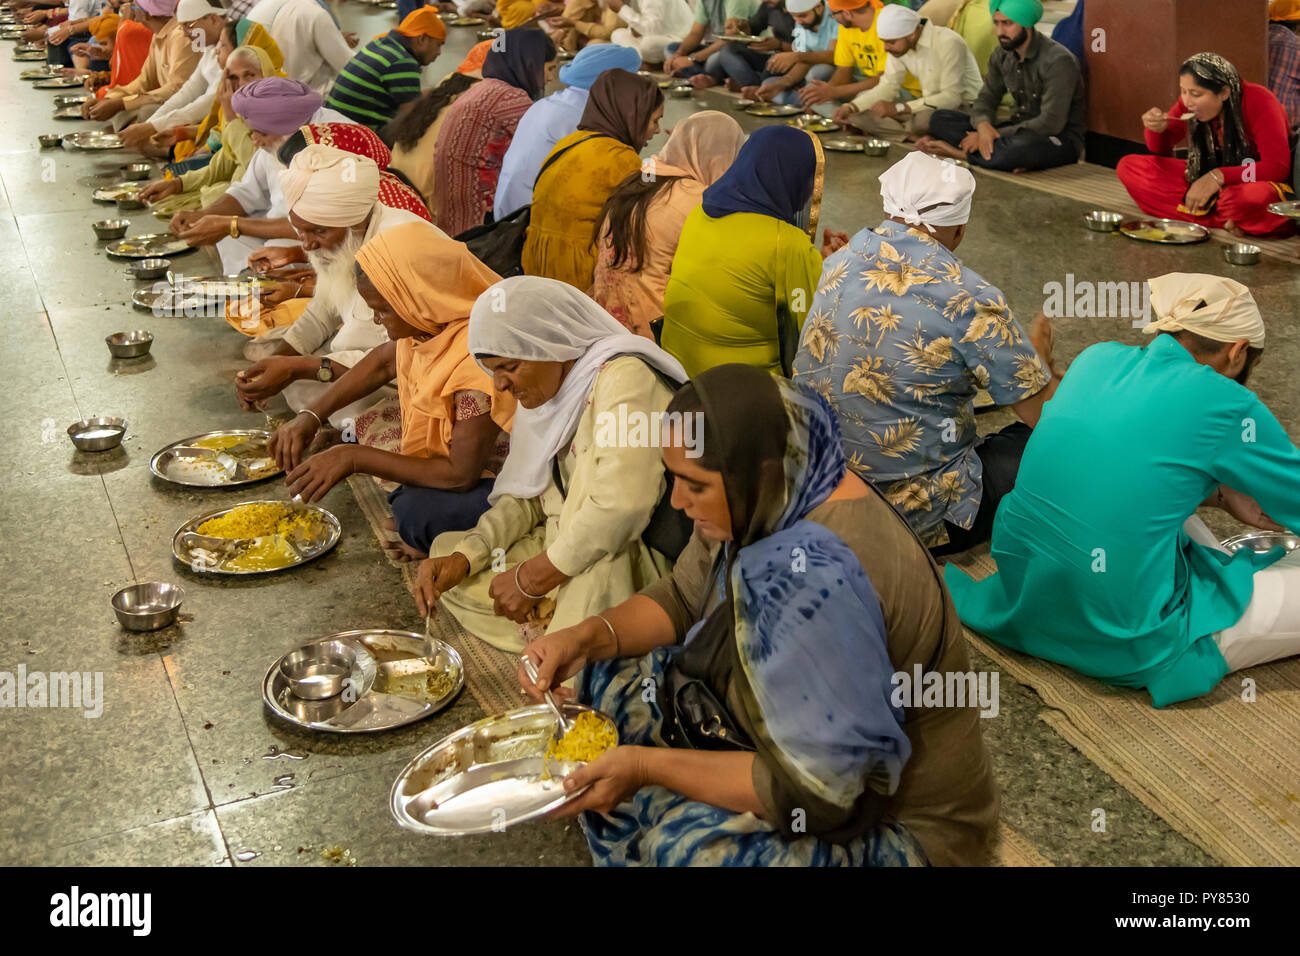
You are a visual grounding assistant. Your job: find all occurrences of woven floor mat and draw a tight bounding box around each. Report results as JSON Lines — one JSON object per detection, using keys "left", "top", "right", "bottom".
{"left": 949, "top": 549, "right": 1300, "bottom": 866}
{"left": 997, "top": 822, "right": 1054, "bottom": 867}
{"left": 345, "top": 474, "right": 519, "bottom": 716}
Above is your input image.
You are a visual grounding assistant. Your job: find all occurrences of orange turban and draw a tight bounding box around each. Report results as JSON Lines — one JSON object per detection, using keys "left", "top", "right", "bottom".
{"left": 397, "top": 7, "right": 447, "bottom": 39}
{"left": 458, "top": 39, "right": 492, "bottom": 75}
{"left": 826, "top": 0, "right": 880, "bottom": 11}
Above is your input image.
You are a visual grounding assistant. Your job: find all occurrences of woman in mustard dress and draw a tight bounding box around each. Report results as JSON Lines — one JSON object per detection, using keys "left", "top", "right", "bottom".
{"left": 522, "top": 69, "right": 664, "bottom": 291}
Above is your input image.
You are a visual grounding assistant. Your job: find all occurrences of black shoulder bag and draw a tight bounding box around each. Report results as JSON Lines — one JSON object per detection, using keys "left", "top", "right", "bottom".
{"left": 454, "top": 133, "right": 609, "bottom": 277}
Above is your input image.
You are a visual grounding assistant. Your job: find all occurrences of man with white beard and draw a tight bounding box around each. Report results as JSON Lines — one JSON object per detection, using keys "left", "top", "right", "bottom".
{"left": 169, "top": 77, "right": 348, "bottom": 274}
{"left": 234, "top": 144, "right": 450, "bottom": 427}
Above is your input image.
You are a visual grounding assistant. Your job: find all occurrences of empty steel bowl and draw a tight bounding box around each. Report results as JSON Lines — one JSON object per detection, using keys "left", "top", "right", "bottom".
{"left": 863, "top": 138, "right": 891, "bottom": 156}
{"left": 67, "top": 416, "right": 126, "bottom": 452}
{"left": 111, "top": 582, "right": 185, "bottom": 632}
{"left": 105, "top": 330, "right": 153, "bottom": 359}
{"left": 1223, "top": 242, "right": 1261, "bottom": 266}
{"left": 129, "top": 257, "right": 170, "bottom": 280}
{"left": 38, "top": 133, "right": 62, "bottom": 148}
{"left": 668, "top": 85, "right": 693, "bottom": 98}
{"left": 116, "top": 195, "right": 146, "bottom": 211}
{"left": 119, "top": 162, "right": 152, "bottom": 181}
{"left": 92, "top": 218, "right": 129, "bottom": 240}
{"left": 1084, "top": 210, "right": 1123, "bottom": 232}
{"left": 280, "top": 642, "right": 355, "bottom": 700}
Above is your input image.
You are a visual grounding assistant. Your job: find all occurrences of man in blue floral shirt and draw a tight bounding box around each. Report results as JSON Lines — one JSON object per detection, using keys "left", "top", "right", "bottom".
{"left": 793, "top": 151, "right": 1058, "bottom": 552}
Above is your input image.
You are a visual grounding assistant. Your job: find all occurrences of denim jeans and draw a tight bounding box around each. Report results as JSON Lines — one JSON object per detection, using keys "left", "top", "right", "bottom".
{"left": 706, "top": 44, "right": 771, "bottom": 86}
{"left": 761, "top": 61, "right": 834, "bottom": 106}
{"left": 928, "top": 109, "right": 1080, "bottom": 172}
{"left": 664, "top": 41, "right": 724, "bottom": 78}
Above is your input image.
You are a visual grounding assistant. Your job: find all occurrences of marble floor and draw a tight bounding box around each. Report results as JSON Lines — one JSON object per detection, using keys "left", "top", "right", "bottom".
{"left": 4, "top": 1, "right": 1291, "bottom": 867}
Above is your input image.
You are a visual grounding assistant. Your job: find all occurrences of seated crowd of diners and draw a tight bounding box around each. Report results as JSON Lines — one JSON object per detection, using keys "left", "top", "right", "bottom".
{"left": 21, "top": 0, "right": 1300, "bottom": 866}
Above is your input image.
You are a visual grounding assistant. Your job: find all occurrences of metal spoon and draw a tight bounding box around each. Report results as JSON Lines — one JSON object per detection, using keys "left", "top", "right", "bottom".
{"left": 520, "top": 655, "right": 572, "bottom": 738}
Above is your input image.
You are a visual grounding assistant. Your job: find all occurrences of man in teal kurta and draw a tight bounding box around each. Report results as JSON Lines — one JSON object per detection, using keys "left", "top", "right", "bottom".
{"left": 945, "top": 273, "right": 1300, "bottom": 707}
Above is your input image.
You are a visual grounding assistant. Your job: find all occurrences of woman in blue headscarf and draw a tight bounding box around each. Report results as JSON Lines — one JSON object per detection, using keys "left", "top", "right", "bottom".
{"left": 660, "top": 126, "right": 845, "bottom": 378}
{"left": 519, "top": 364, "right": 1000, "bottom": 867}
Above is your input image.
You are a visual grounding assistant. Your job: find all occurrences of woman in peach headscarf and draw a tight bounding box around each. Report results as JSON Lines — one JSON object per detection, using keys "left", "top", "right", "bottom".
{"left": 591, "top": 110, "right": 746, "bottom": 338}
{"left": 266, "top": 223, "right": 516, "bottom": 558}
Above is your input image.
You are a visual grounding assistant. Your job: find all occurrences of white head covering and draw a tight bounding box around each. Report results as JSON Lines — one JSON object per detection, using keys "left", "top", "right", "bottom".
{"left": 1142, "top": 272, "right": 1265, "bottom": 347}
{"left": 468, "top": 276, "right": 688, "bottom": 503}
{"left": 879, "top": 151, "right": 975, "bottom": 232}
{"left": 786, "top": 0, "right": 821, "bottom": 13}
{"left": 875, "top": 4, "right": 921, "bottom": 40}
{"left": 279, "top": 144, "right": 380, "bottom": 228}
{"left": 175, "top": 0, "right": 219, "bottom": 22}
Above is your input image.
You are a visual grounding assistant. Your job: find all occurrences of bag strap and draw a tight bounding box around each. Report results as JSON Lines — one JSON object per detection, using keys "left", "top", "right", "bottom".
{"left": 532, "top": 132, "right": 610, "bottom": 190}
{"left": 548, "top": 352, "right": 686, "bottom": 500}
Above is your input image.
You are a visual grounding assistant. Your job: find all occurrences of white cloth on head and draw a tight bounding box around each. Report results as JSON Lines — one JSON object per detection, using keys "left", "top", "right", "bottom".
{"left": 280, "top": 144, "right": 381, "bottom": 227}
{"left": 879, "top": 150, "right": 975, "bottom": 231}
{"left": 175, "top": 0, "right": 218, "bottom": 21}
{"left": 1142, "top": 273, "right": 1266, "bottom": 347}
{"left": 875, "top": 3, "right": 921, "bottom": 39}
{"left": 785, "top": 0, "right": 821, "bottom": 13}
{"left": 468, "top": 276, "right": 687, "bottom": 503}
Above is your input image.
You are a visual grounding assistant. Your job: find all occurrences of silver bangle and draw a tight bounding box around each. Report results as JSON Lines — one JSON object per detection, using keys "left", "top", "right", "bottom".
{"left": 514, "top": 562, "right": 547, "bottom": 600}
{"left": 594, "top": 613, "right": 620, "bottom": 658}
{"left": 299, "top": 409, "right": 322, "bottom": 429}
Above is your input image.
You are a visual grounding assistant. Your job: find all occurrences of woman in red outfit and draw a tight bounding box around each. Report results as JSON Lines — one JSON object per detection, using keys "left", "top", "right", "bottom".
{"left": 1118, "top": 52, "right": 1294, "bottom": 238}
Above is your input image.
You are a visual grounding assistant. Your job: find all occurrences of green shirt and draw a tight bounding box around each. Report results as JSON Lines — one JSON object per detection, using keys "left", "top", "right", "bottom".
{"left": 694, "top": 0, "right": 761, "bottom": 33}
{"left": 945, "top": 334, "right": 1300, "bottom": 707}
{"left": 325, "top": 32, "right": 422, "bottom": 133}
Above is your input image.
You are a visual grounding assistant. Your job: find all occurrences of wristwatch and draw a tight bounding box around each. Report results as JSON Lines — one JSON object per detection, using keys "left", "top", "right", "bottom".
{"left": 228, "top": 216, "right": 240, "bottom": 239}
{"left": 316, "top": 357, "right": 334, "bottom": 383}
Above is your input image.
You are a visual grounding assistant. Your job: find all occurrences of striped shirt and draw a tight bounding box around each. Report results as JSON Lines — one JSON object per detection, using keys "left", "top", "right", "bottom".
{"left": 325, "top": 32, "right": 423, "bottom": 133}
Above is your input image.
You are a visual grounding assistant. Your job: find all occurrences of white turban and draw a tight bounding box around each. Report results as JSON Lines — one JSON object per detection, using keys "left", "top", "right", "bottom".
{"left": 786, "top": 0, "right": 821, "bottom": 13}
{"left": 1142, "top": 272, "right": 1265, "bottom": 347}
{"left": 876, "top": 4, "right": 921, "bottom": 40}
{"left": 279, "top": 144, "right": 380, "bottom": 228}
{"left": 879, "top": 151, "right": 975, "bottom": 232}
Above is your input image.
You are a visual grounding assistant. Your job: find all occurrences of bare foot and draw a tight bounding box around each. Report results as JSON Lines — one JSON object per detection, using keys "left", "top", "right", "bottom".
{"left": 690, "top": 74, "right": 717, "bottom": 89}
{"left": 1224, "top": 219, "right": 1248, "bottom": 238}
{"left": 724, "top": 78, "right": 741, "bottom": 93}
{"left": 916, "top": 137, "right": 965, "bottom": 160}
{"left": 379, "top": 516, "right": 427, "bottom": 563}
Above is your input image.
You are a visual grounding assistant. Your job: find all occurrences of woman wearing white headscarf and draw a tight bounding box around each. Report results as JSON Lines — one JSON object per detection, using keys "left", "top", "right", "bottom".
{"left": 415, "top": 277, "right": 688, "bottom": 652}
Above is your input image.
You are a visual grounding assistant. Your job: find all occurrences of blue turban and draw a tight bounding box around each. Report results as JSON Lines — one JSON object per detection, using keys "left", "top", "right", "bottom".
{"left": 558, "top": 43, "right": 642, "bottom": 90}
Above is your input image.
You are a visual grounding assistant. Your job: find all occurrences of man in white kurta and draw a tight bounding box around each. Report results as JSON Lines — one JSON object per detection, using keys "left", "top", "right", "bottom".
{"left": 250, "top": 0, "right": 354, "bottom": 93}
{"left": 117, "top": 0, "right": 227, "bottom": 150}
{"left": 234, "top": 145, "right": 451, "bottom": 426}
{"left": 833, "top": 4, "right": 982, "bottom": 137}
{"left": 606, "top": 0, "right": 694, "bottom": 65}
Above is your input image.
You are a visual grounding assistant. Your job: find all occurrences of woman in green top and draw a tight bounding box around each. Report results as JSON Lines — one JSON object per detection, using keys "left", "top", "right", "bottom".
{"left": 661, "top": 126, "right": 845, "bottom": 378}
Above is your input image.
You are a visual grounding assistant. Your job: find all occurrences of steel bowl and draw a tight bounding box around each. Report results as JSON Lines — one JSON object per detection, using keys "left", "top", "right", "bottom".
{"left": 105, "top": 329, "right": 153, "bottom": 359}
{"left": 111, "top": 581, "right": 185, "bottom": 632}
{"left": 119, "top": 162, "right": 152, "bottom": 181}
{"left": 38, "top": 132, "right": 62, "bottom": 148}
{"left": 668, "top": 85, "right": 693, "bottom": 98}
{"left": 1084, "top": 210, "right": 1123, "bottom": 232}
{"left": 92, "top": 218, "right": 129, "bottom": 240}
{"left": 67, "top": 416, "right": 126, "bottom": 452}
{"left": 863, "top": 138, "right": 891, "bottom": 156}
{"left": 129, "top": 257, "right": 170, "bottom": 280}
{"left": 53, "top": 93, "right": 89, "bottom": 108}
{"left": 116, "top": 195, "right": 146, "bottom": 211}
{"left": 279, "top": 642, "right": 356, "bottom": 700}
{"left": 1223, "top": 242, "right": 1261, "bottom": 266}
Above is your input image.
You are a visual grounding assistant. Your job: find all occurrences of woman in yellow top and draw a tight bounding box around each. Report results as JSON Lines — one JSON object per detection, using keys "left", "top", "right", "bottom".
{"left": 414, "top": 276, "right": 688, "bottom": 654}
{"left": 522, "top": 69, "right": 663, "bottom": 290}
{"left": 662, "top": 126, "right": 842, "bottom": 379}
